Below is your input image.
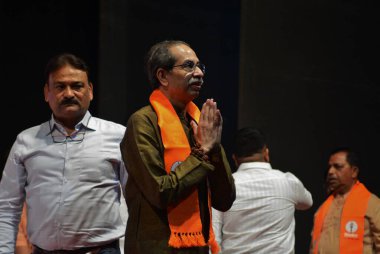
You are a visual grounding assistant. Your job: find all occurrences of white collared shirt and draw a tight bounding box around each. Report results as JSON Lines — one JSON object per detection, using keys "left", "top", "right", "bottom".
{"left": 212, "top": 162, "right": 312, "bottom": 254}
{"left": 0, "top": 112, "right": 128, "bottom": 252}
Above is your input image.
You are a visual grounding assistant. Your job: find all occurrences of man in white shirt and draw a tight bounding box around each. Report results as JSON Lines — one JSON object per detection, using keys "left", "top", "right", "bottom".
{"left": 212, "top": 127, "right": 313, "bottom": 254}
{"left": 0, "top": 53, "right": 127, "bottom": 254}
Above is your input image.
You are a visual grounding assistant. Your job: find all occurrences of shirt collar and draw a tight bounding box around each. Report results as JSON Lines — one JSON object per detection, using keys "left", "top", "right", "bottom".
{"left": 47, "top": 111, "right": 95, "bottom": 135}
{"left": 237, "top": 161, "right": 272, "bottom": 172}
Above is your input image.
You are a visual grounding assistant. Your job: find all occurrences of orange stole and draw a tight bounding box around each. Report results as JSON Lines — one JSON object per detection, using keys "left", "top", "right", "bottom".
{"left": 312, "top": 181, "right": 370, "bottom": 254}
{"left": 149, "top": 89, "right": 219, "bottom": 253}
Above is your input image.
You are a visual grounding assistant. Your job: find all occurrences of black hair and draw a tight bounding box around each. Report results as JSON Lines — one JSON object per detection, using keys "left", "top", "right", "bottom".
{"left": 232, "top": 127, "right": 267, "bottom": 158}
{"left": 145, "top": 40, "right": 189, "bottom": 89}
{"left": 329, "top": 147, "right": 360, "bottom": 168}
{"left": 44, "top": 53, "right": 90, "bottom": 83}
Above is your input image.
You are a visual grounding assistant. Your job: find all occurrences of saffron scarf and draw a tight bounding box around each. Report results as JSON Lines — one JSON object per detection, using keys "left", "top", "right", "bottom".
{"left": 311, "top": 181, "right": 371, "bottom": 254}
{"left": 149, "top": 89, "right": 219, "bottom": 254}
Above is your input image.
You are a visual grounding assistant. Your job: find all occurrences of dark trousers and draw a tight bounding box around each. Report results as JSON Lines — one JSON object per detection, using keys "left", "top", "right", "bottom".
{"left": 32, "top": 240, "right": 120, "bottom": 254}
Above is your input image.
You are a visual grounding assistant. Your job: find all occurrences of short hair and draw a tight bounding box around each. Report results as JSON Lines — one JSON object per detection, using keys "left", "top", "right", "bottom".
{"left": 44, "top": 53, "right": 90, "bottom": 83}
{"left": 232, "top": 127, "right": 267, "bottom": 158}
{"left": 145, "top": 40, "right": 189, "bottom": 89}
{"left": 329, "top": 147, "right": 360, "bottom": 168}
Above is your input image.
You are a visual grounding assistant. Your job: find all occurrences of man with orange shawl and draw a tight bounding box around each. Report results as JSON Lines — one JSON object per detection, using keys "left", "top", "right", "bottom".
{"left": 310, "top": 147, "right": 380, "bottom": 253}
{"left": 120, "top": 40, "right": 236, "bottom": 254}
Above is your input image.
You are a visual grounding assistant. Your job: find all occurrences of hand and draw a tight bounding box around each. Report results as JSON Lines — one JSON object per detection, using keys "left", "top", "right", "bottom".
{"left": 191, "top": 99, "right": 223, "bottom": 153}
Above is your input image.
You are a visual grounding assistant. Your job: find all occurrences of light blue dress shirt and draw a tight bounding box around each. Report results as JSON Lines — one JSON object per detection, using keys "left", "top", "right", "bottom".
{"left": 0, "top": 111, "right": 128, "bottom": 252}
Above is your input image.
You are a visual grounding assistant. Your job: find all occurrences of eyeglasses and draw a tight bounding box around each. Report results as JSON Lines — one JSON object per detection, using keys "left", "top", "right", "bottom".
{"left": 51, "top": 131, "right": 86, "bottom": 144}
{"left": 49, "top": 121, "right": 86, "bottom": 144}
{"left": 172, "top": 60, "right": 206, "bottom": 74}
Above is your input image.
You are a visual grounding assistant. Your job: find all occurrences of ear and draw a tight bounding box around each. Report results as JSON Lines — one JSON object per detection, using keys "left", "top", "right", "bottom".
{"left": 88, "top": 82, "right": 94, "bottom": 101}
{"left": 44, "top": 83, "right": 49, "bottom": 102}
{"left": 264, "top": 147, "right": 270, "bottom": 162}
{"left": 352, "top": 166, "right": 359, "bottom": 179}
{"left": 232, "top": 154, "right": 239, "bottom": 168}
{"left": 156, "top": 68, "right": 169, "bottom": 87}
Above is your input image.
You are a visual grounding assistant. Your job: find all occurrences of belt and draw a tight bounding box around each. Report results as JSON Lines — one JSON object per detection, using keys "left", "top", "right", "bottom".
{"left": 33, "top": 240, "right": 119, "bottom": 254}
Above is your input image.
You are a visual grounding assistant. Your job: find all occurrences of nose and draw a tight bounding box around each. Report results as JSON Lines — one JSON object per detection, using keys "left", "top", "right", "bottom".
{"left": 63, "top": 87, "right": 75, "bottom": 98}
{"left": 193, "top": 66, "right": 204, "bottom": 77}
{"left": 327, "top": 166, "right": 336, "bottom": 176}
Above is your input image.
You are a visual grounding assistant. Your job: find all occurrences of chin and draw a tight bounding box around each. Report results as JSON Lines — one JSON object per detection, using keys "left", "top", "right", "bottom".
{"left": 327, "top": 185, "right": 337, "bottom": 194}
{"left": 190, "top": 90, "right": 200, "bottom": 98}
{"left": 185, "top": 93, "right": 198, "bottom": 102}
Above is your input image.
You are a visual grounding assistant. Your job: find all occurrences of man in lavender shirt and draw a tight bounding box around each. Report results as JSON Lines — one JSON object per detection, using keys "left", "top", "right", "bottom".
{"left": 0, "top": 53, "right": 127, "bottom": 254}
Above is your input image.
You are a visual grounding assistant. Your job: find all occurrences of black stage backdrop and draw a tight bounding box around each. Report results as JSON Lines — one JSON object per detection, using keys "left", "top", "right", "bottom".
{"left": 1, "top": 1, "right": 379, "bottom": 253}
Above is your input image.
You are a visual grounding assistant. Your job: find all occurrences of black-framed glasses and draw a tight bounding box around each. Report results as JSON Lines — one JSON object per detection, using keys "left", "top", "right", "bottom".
{"left": 172, "top": 60, "right": 206, "bottom": 74}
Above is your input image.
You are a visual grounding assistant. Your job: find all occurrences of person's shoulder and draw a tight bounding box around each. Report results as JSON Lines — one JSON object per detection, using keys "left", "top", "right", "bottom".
{"left": 17, "top": 122, "right": 48, "bottom": 138}
{"left": 18, "top": 124, "right": 42, "bottom": 135}
{"left": 269, "top": 167, "right": 286, "bottom": 175}
{"left": 269, "top": 168, "right": 294, "bottom": 178}
{"left": 369, "top": 192, "right": 380, "bottom": 205}
{"left": 128, "top": 105, "right": 157, "bottom": 123}
{"left": 362, "top": 183, "right": 380, "bottom": 204}
{"left": 132, "top": 105, "right": 155, "bottom": 117}
{"left": 366, "top": 192, "right": 380, "bottom": 219}
{"left": 90, "top": 117, "right": 126, "bottom": 133}
{"left": 10, "top": 122, "right": 50, "bottom": 150}
{"left": 278, "top": 170, "right": 306, "bottom": 185}
{"left": 282, "top": 170, "right": 299, "bottom": 179}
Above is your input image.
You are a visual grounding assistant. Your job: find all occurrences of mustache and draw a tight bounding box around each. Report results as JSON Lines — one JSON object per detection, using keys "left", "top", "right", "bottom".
{"left": 61, "top": 98, "right": 79, "bottom": 105}
{"left": 189, "top": 77, "right": 203, "bottom": 85}
{"left": 326, "top": 176, "right": 337, "bottom": 182}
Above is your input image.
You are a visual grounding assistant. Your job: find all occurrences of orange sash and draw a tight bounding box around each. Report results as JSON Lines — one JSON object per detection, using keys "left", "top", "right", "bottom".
{"left": 149, "top": 89, "right": 219, "bottom": 253}
{"left": 312, "top": 181, "right": 370, "bottom": 254}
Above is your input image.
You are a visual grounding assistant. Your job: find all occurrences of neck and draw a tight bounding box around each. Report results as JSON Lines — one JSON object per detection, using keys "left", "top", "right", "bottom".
{"left": 332, "top": 180, "right": 358, "bottom": 198}
{"left": 237, "top": 154, "right": 267, "bottom": 165}
{"left": 54, "top": 116, "right": 83, "bottom": 135}
{"left": 173, "top": 103, "right": 187, "bottom": 119}
{"left": 158, "top": 87, "right": 189, "bottom": 116}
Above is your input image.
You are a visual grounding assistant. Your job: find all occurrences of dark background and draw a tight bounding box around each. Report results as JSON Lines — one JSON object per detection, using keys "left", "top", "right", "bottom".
{"left": 1, "top": 1, "right": 379, "bottom": 253}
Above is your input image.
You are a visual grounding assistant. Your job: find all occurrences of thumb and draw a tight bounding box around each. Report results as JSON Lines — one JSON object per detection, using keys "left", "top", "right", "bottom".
{"left": 190, "top": 120, "right": 198, "bottom": 135}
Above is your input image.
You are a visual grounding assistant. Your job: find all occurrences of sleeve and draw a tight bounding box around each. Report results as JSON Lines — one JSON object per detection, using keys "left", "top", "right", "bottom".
{"left": 0, "top": 139, "right": 26, "bottom": 253}
{"left": 118, "top": 159, "right": 129, "bottom": 227}
{"left": 120, "top": 110, "right": 217, "bottom": 210}
{"left": 285, "top": 172, "right": 313, "bottom": 210}
{"left": 119, "top": 160, "right": 128, "bottom": 199}
{"left": 368, "top": 194, "right": 380, "bottom": 252}
{"left": 208, "top": 146, "right": 236, "bottom": 212}
{"left": 212, "top": 207, "right": 224, "bottom": 247}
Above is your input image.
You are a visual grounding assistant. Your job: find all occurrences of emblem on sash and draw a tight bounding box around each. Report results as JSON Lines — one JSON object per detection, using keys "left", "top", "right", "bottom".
{"left": 344, "top": 220, "right": 359, "bottom": 239}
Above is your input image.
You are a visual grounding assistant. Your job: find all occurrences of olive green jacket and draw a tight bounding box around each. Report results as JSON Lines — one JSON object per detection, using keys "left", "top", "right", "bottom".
{"left": 120, "top": 105, "right": 235, "bottom": 254}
